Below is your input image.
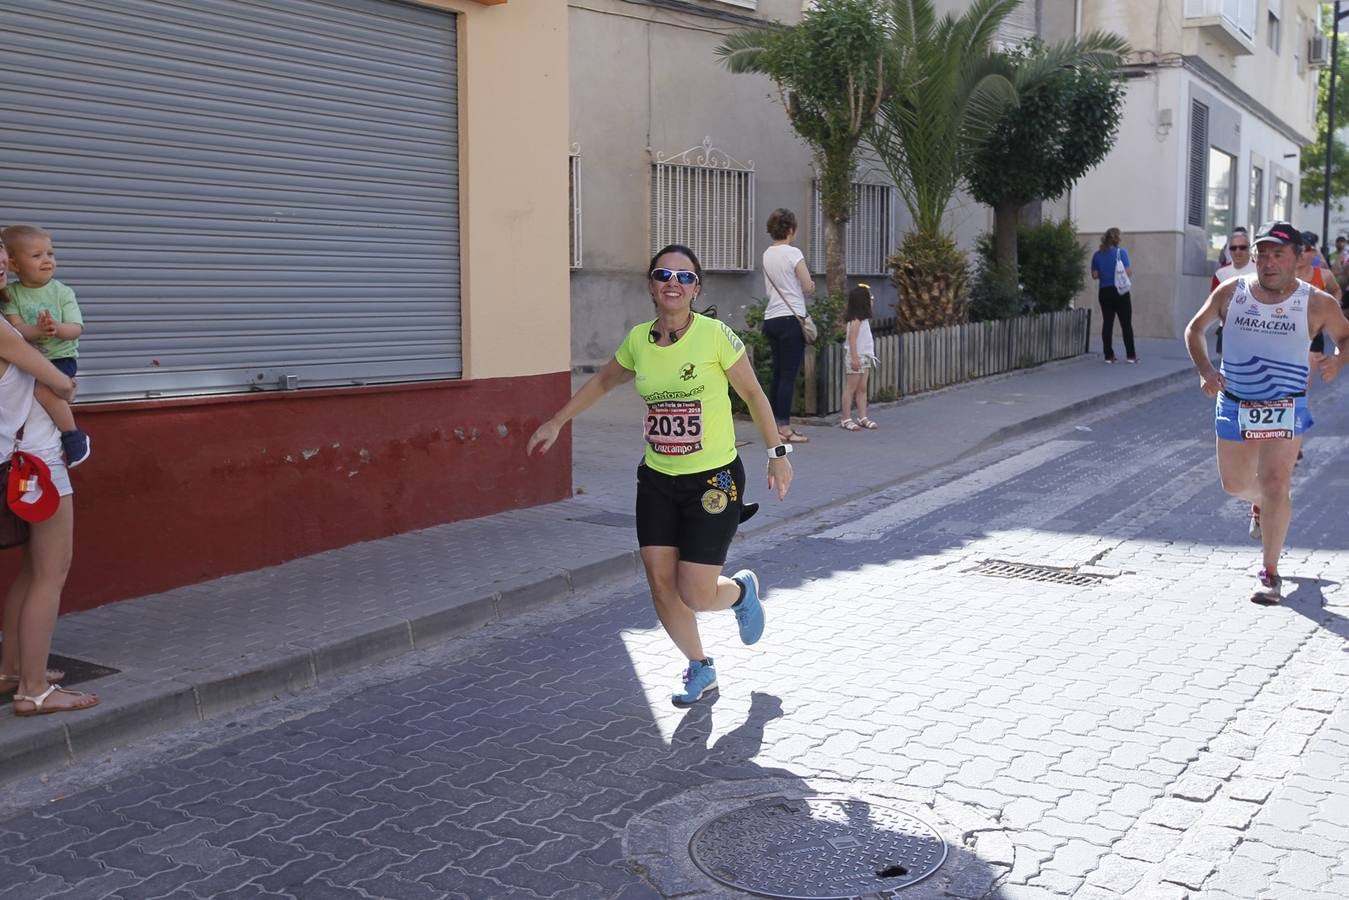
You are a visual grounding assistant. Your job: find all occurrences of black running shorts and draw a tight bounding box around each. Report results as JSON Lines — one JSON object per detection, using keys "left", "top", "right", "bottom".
{"left": 635, "top": 456, "right": 746, "bottom": 566}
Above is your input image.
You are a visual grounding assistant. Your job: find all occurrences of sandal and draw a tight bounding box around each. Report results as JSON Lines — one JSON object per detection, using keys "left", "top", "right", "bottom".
{"left": 858, "top": 418, "right": 879, "bottom": 430}
{"left": 0, "top": 670, "right": 65, "bottom": 696}
{"left": 840, "top": 418, "right": 861, "bottom": 431}
{"left": 782, "top": 429, "right": 809, "bottom": 443}
{"left": 13, "top": 684, "right": 99, "bottom": 717}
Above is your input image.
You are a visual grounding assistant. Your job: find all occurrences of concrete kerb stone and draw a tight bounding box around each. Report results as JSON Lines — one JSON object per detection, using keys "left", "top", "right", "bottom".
{"left": 0, "top": 363, "right": 1191, "bottom": 787}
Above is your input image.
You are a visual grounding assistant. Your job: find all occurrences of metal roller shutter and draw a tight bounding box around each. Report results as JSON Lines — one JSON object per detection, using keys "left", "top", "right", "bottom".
{"left": 1, "top": 0, "right": 460, "bottom": 400}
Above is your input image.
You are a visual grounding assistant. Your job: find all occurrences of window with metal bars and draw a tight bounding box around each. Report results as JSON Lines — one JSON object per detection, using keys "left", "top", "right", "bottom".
{"left": 569, "top": 145, "right": 583, "bottom": 270}
{"left": 1187, "top": 100, "right": 1210, "bottom": 227}
{"left": 995, "top": 0, "right": 1038, "bottom": 47}
{"left": 650, "top": 138, "right": 755, "bottom": 271}
{"left": 809, "top": 181, "right": 895, "bottom": 275}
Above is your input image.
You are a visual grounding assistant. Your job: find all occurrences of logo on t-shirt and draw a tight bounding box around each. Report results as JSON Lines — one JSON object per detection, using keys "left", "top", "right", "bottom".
{"left": 680, "top": 363, "right": 696, "bottom": 381}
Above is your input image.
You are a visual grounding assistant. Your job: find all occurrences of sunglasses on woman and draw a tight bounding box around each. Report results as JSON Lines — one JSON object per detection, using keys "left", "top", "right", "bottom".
{"left": 650, "top": 268, "right": 699, "bottom": 285}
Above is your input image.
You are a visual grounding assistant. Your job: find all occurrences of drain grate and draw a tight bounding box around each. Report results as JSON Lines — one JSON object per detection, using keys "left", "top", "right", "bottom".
{"left": 569, "top": 511, "right": 637, "bottom": 528}
{"left": 971, "top": 559, "right": 1109, "bottom": 587}
{"left": 688, "top": 795, "right": 947, "bottom": 898}
{"left": 0, "top": 647, "right": 120, "bottom": 688}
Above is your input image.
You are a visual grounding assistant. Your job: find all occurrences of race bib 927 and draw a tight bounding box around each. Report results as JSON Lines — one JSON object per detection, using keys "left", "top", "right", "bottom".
{"left": 644, "top": 400, "right": 703, "bottom": 455}
{"left": 1238, "top": 398, "right": 1294, "bottom": 441}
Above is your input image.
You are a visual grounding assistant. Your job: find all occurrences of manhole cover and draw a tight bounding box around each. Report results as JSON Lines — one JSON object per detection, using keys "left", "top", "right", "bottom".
{"left": 688, "top": 795, "right": 947, "bottom": 899}
{"left": 970, "top": 559, "right": 1108, "bottom": 586}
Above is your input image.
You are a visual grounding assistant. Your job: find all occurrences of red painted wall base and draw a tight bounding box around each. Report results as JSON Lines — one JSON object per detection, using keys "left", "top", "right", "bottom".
{"left": 0, "top": 372, "right": 572, "bottom": 615}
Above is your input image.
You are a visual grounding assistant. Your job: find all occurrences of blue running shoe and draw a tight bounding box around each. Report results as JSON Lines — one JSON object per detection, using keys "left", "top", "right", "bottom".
{"left": 60, "top": 429, "right": 91, "bottom": 468}
{"left": 673, "top": 658, "right": 717, "bottom": 706}
{"left": 731, "top": 569, "right": 764, "bottom": 645}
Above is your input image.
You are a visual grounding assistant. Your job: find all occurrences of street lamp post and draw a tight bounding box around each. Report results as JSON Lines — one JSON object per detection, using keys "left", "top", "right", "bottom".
{"left": 1323, "top": 2, "right": 1348, "bottom": 252}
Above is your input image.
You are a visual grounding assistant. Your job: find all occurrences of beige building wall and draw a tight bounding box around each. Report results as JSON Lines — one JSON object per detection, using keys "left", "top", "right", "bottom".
{"left": 1070, "top": 0, "right": 1319, "bottom": 339}
{"left": 568, "top": 0, "right": 821, "bottom": 367}
{"left": 425, "top": 0, "right": 571, "bottom": 380}
{"left": 569, "top": 0, "right": 917, "bottom": 367}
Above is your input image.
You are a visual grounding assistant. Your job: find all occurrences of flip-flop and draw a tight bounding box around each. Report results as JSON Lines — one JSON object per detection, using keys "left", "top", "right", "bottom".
{"left": 13, "top": 684, "right": 99, "bottom": 717}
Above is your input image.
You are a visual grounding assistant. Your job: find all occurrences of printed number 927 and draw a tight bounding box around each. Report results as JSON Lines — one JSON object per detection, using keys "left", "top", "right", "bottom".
{"left": 1247, "top": 408, "right": 1288, "bottom": 425}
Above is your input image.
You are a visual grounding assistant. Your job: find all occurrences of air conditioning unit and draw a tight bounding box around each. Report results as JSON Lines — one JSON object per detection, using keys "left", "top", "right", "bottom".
{"left": 1309, "top": 32, "right": 1330, "bottom": 67}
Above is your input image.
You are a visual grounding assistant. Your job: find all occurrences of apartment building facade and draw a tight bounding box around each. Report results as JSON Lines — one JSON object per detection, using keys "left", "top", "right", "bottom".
{"left": 1068, "top": 0, "right": 1322, "bottom": 337}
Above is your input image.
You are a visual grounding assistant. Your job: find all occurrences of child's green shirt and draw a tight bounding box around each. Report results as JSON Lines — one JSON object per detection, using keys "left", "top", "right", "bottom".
{"left": 1, "top": 278, "right": 83, "bottom": 360}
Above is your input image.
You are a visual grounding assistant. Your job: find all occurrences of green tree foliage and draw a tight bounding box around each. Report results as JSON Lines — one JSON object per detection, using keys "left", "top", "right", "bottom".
{"left": 972, "top": 219, "right": 1087, "bottom": 318}
{"left": 964, "top": 37, "right": 1128, "bottom": 275}
{"left": 871, "top": 0, "right": 1018, "bottom": 239}
{"left": 870, "top": 0, "right": 1019, "bottom": 330}
{"left": 969, "top": 219, "right": 1087, "bottom": 321}
{"left": 1299, "top": 46, "right": 1349, "bottom": 211}
{"left": 717, "top": 0, "right": 891, "bottom": 295}
{"left": 1015, "top": 218, "right": 1087, "bottom": 312}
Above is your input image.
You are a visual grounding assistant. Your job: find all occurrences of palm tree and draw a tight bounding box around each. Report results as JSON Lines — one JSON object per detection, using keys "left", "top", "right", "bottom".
{"left": 870, "top": 0, "right": 1022, "bottom": 331}
{"left": 717, "top": 0, "right": 891, "bottom": 298}
{"left": 967, "top": 34, "right": 1130, "bottom": 280}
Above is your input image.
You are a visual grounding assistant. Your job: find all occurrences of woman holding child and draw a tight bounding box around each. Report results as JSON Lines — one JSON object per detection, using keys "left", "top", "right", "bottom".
{"left": 0, "top": 251, "right": 96, "bottom": 715}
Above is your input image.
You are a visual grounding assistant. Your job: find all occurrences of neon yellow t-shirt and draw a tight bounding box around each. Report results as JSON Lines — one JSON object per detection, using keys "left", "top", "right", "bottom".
{"left": 614, "top": 313, "right": 746, "bottom": 476}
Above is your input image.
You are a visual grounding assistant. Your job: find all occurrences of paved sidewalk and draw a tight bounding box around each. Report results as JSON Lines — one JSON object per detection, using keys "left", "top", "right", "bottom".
{"left": 0, "top": 338, "right": 1195, "bottom": 785}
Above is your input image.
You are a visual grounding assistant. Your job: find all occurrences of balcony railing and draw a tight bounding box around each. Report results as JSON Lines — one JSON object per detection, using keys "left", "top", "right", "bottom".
{"left": 1184, "top": 0, "right": 1257, "bottom": 54}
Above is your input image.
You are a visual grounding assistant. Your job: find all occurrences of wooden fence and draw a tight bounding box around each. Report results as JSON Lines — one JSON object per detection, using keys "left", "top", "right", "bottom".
{"left": 814, "top": 308, "right": 1092, "bottom": 416}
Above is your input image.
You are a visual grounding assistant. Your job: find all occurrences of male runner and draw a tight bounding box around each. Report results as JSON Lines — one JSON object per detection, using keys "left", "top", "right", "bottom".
{"left": 1184, "top": 221, "right": 1349, "bottom": 603}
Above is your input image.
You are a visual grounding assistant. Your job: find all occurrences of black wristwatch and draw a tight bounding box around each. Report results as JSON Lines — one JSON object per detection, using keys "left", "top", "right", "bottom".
{"left": 765, "top": 444, "right": 793, "bottom": 458}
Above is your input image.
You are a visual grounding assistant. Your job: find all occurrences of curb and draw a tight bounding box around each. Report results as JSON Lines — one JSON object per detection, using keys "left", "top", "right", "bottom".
{"left": 0, "top": 369, "right": 1187, "bottom": 786}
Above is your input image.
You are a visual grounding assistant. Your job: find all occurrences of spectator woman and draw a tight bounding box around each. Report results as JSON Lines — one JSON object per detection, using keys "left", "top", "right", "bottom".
{"left": 1089, "top": 227, "right": 1138, "bottom": 364}
{"left": 0, "top": 284, "right": 96, "bottom": 715}
{"left": 760, "top": 209, "right": 816, "bottom": 442}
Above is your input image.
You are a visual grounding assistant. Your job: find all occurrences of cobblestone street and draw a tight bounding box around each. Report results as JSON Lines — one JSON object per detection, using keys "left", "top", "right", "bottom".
{"left": 1, "top": 379, "right": 1347, "bottom": 899}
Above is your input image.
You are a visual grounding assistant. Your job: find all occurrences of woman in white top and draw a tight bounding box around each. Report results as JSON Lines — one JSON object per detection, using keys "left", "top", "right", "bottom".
{"left": 0, "top": 291, "right": 95, "bottom": 715}
{"left": 760, "top": 208, "right": 816, "bottom": 443}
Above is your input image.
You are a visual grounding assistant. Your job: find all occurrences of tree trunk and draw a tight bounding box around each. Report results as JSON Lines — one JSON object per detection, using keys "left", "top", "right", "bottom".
{"left": 994, "top": 201, "right": 1020, "bottom": 279}
{"left": 824, "top": 214, "right": 847, "bottom": 297}
{"left": 893, "top": 258, "right": 968, "bottom": 331}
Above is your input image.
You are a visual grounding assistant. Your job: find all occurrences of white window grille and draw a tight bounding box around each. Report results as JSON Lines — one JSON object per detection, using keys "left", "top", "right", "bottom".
{"left": 995, "top": 0, "right": 1038, "bottom": 48}
{"left": 651, "top": 137, "right": 755, "bottom": 271}
{"left": 809, "top": 178, "right": 895, "bottom": 275}
{"left": 569, "top": 143, "right": 582, "bottom": 270}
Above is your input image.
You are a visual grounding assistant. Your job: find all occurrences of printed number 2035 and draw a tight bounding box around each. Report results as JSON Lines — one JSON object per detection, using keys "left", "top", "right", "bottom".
{"left": 646, "top": 414, "right": 701, "bottom": 438}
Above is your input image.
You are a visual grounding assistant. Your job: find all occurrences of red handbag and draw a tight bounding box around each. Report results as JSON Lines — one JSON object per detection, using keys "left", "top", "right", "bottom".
{"left": 0, "top": 427, "right": 29, "bottom": 549}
